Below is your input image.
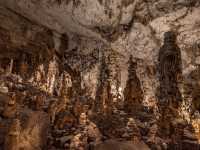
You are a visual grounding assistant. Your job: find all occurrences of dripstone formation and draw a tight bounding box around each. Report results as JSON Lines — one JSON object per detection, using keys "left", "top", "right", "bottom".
{"left": 0, "top": 1, "right": 200, "bottom": 148}
{"left": 124, "top": 55, "right": 144, "bottom": 114}
{"left": 157, "top": 31, "right": 183, "bottom": 139}
{"left": 157, "top": 31, "right": 182, "bottom": 106}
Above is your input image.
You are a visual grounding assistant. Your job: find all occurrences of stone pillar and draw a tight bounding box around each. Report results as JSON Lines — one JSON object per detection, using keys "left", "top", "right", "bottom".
{"left": 19, "top": 53, "right": 29, "bottom": 80}
{"left": 157, "top": 31, "right": 183, "bottom": 138}
{"left": 46, "top": 55, "right": 59, "bottom": 95}
{"left": 124, "top": 55, "right": 144, "bottom": 114}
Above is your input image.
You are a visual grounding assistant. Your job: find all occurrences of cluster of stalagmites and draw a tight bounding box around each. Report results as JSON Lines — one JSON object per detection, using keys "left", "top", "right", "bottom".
{"left": 0, "top": 31, "right": 199, "bottom": 150}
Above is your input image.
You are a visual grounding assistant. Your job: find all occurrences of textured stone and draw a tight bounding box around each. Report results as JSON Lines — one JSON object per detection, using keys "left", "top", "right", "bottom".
{"left": 0, "top": 0, "right": 200, "bottom": 149}
{"left": 94, "top": 140, "right": 150, "bottom": 150}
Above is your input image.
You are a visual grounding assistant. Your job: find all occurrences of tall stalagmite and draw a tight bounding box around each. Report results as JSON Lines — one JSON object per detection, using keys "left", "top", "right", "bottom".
{"left": 157, "top": 31, "right": 183, "bottom": 140}
{"left": 124, "top": 55, "right": 144, "bottom": 114}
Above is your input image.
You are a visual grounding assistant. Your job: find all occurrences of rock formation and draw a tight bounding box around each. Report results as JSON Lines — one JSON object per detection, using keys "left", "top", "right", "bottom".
{"left": 124, "top": 55, "right": 144, "bottom": 114}
{"left": 157, "top": 31, "right": 182, "bottom": 106}
{"left": 94, "top": 53, "right": 113, "bottom": 116}
{"left": 0, "top": 0, "right": 200, "bottom": 149}
{"left": 157, "top": 31, "right": 183, "bottom": 139}
{"left": 2, "top": 93, "right": 18, "bottom": 118}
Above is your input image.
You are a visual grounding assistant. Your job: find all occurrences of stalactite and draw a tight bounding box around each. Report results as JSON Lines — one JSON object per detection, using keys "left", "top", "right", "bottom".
{"left": 1, "top": 2, "right": 200, "bottom": 148}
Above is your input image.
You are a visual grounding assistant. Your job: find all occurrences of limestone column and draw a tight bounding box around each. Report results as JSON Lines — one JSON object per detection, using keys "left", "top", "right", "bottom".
{"left": 157, "top": 31, "right": 183, "bottom": 138}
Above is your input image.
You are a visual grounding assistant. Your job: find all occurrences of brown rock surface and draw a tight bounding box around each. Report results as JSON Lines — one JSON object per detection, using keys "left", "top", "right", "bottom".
{"left": 4, "top": 110, "right": 50, "bottom": 150}
{"left": 94, "top": 140, "right": 150, "bottom": 150}
{"left": 0, "top": 0, "right": 200, "bottom": 149}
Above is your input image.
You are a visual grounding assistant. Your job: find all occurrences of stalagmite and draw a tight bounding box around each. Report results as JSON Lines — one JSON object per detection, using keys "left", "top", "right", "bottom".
{"left": 157, "top": 31, "right": 183, "bottom": 140}
{"left": 157, "top": 31, "right": 182, "bottom": 105}
{"left": 94, "top": 51, "right": 122, "bottom": 116}
{"left": 9, "top": 59, "right": 13, "bottom": 74}
{"left": 34, "top": 94, "right": 45, "bottom": 110}
{"left": 2, "top": 93, "right": 17, "bottom": 118}
{"left": 124, "top": 117, "right": 141, "bottom": 143}
{"left": 48, "top": 95, "right": 69, "bottom": 124}
{"left": 33, "top": 63, "right": 46, "bottom": 89}
{"left": 47, "top": 55, "right": 59, "bottom": 95}
{"left": 19, "top": 53, "right": 29, "bottom": 80}
{"left": 191, "top": 111, "right": 200, "bottom": 144}
{"left": 0, "top": 0, "right": 200, "bottom": 149}
{"left": 4, "top": 119, "right": 21, "bottom": 150}
{"left": 79, "top": 112, "right": 87, "bottom": 126}
{"left": 124, "top": 55, "right": 144, "bottom": 114}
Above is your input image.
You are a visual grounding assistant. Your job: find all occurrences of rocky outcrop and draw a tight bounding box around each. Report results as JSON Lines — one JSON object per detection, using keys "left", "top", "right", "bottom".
{"left": 3, "top": 110, "right": 50, "bottom": 150}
